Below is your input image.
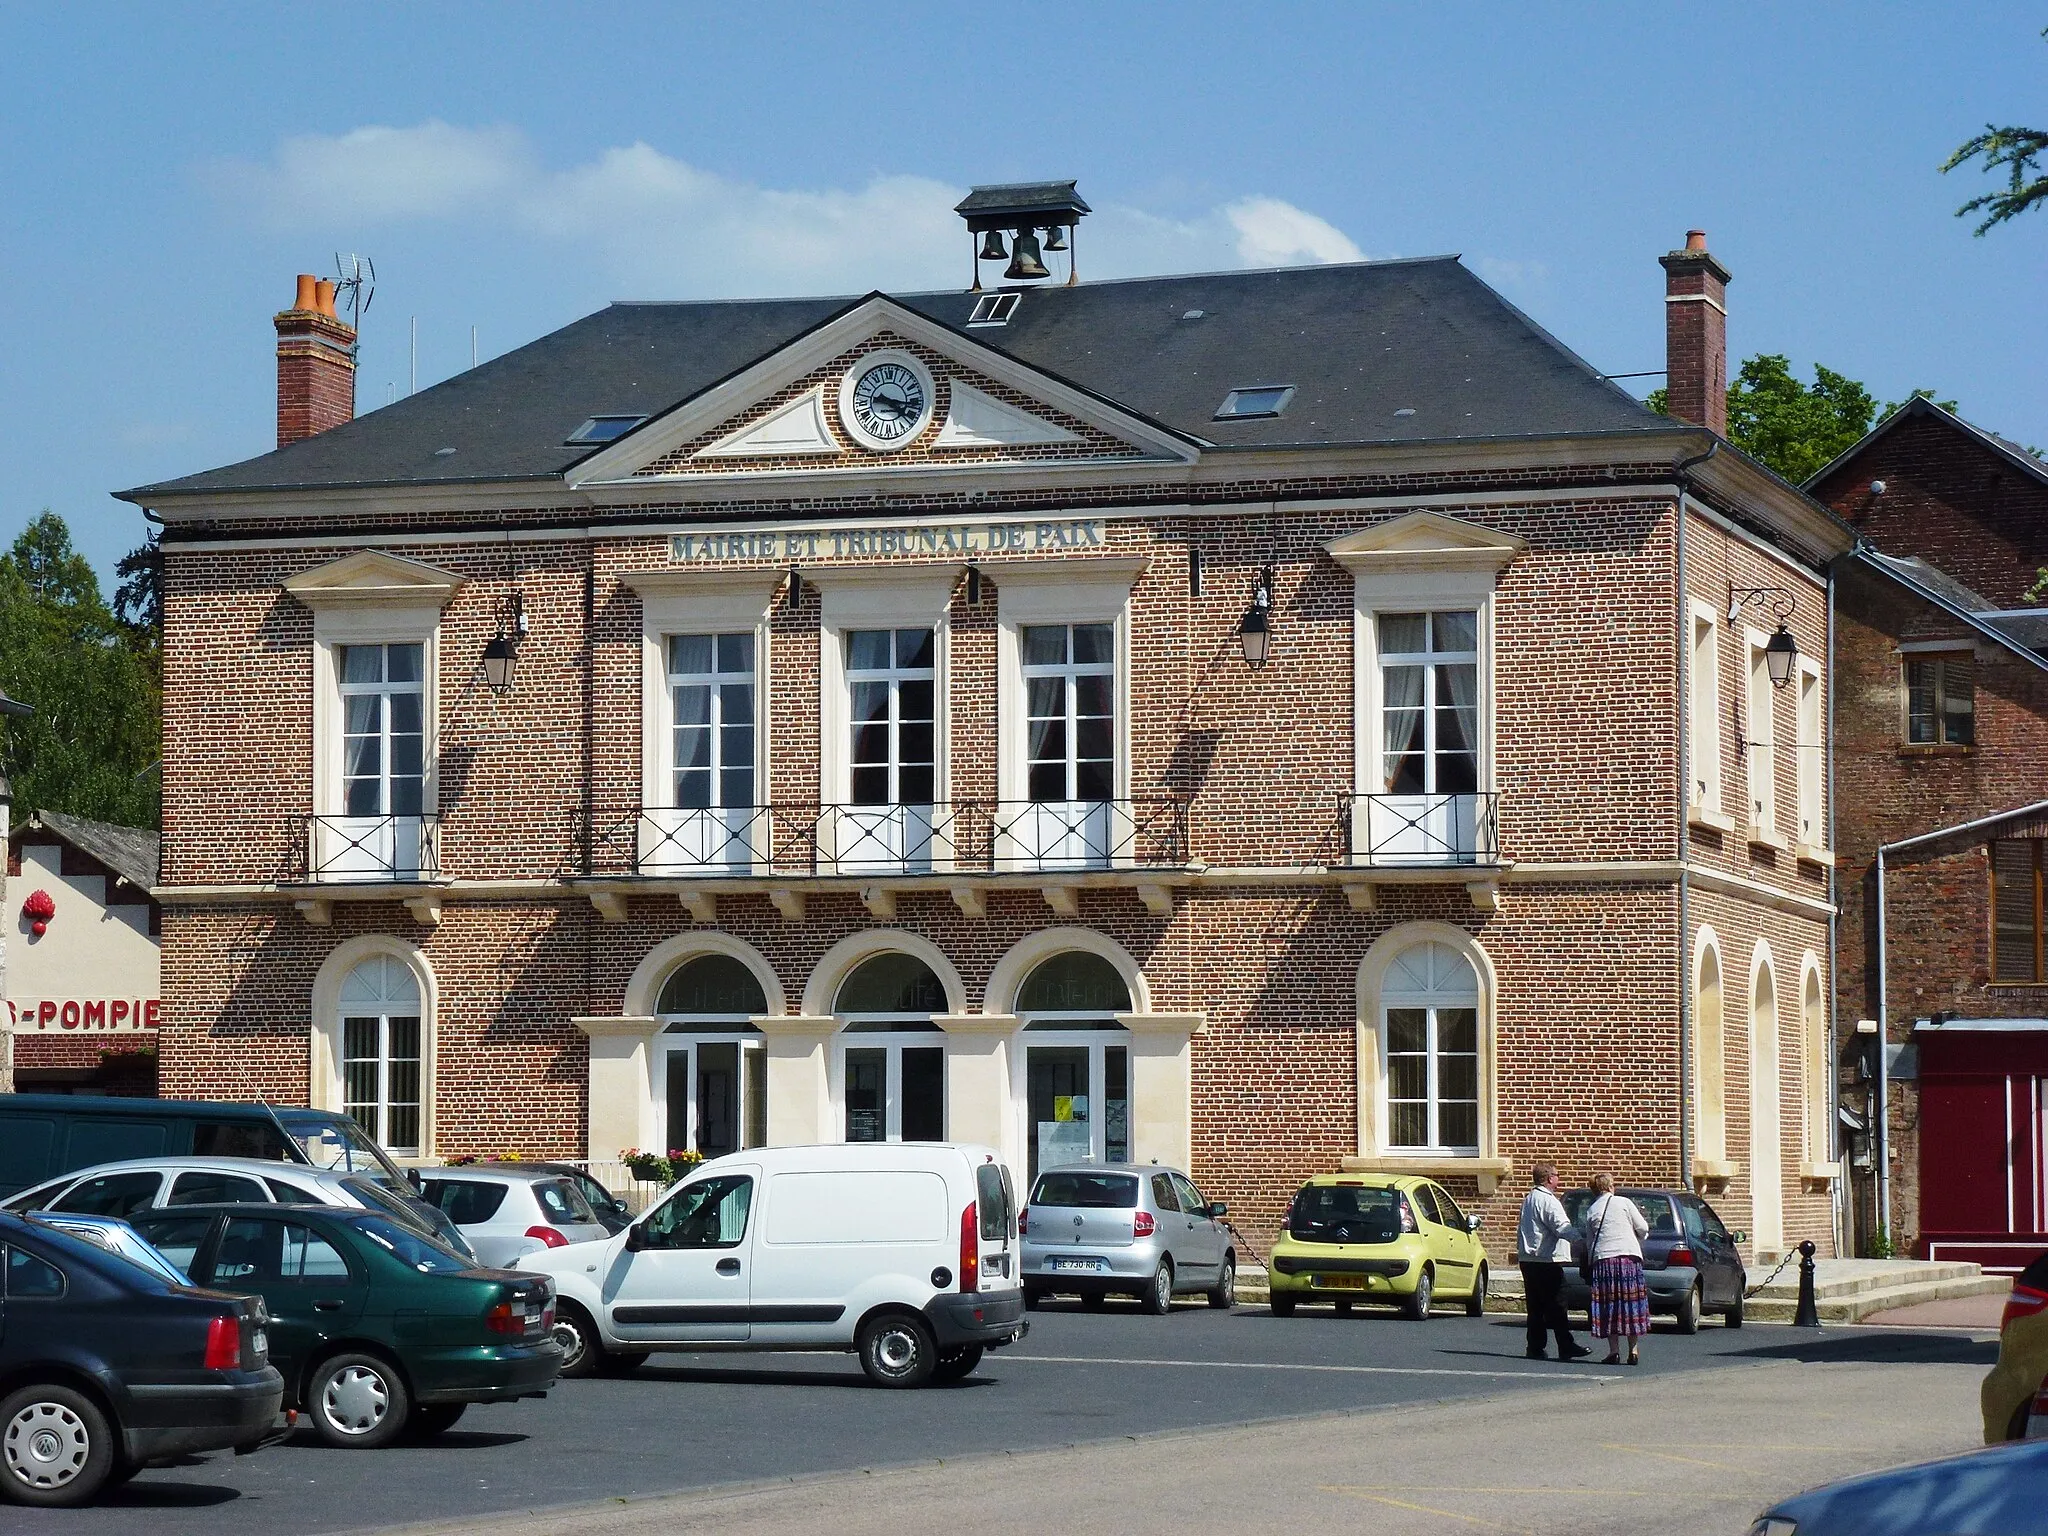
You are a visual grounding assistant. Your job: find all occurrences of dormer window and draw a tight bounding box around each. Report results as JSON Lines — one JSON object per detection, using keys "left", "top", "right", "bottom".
{"left": 967, "top": 293, "right": 1022, "bottom": 327}
{"left": 566, "top": 415, "right": 647, "bottom": 445}
{"left": 1215, "top": 385, "right": 1294, "bottom": 420}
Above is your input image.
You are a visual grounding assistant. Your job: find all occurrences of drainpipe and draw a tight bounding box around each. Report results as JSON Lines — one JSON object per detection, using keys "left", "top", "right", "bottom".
{"left": 1673, "top": 439, "right": 1721, "bottom": 1191}
{"left": 1826, "top": 562, "right": 1843, "bottom": 1254}
{"left": 1874, "top": 842, "right": 1891, "bottom": 1247}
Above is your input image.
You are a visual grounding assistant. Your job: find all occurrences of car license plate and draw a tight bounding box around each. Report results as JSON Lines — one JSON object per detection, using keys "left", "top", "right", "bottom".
{"left": 1052, "top": 1258, "right": 1105, "bottom": 1273}
{"left": 1312, "top": 1273, "right": 1368, "bottom": 1290}
{"left": 252, "top": 1329, "right": 269, "bottom": 1356}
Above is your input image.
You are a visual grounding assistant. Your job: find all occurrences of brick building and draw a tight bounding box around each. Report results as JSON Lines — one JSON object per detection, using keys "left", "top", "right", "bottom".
{"left": 1814, "top": 402, "right": 2048, "bottom": 1268}
{"left": 119, "top": 198, "right": 1850, "bottom": 1264}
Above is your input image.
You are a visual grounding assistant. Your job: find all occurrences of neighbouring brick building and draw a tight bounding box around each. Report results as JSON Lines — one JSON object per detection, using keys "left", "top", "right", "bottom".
{"left": 118, "top": 194, "right": 1852, "bottom": 1265}
{"left": 1814, "top": 401, "right": 2048, "bottom": 1270}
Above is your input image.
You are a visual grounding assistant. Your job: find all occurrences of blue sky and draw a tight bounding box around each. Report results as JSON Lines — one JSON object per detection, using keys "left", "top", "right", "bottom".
{"left": 3, "top": 3, "right": 2043, "bottom": 585}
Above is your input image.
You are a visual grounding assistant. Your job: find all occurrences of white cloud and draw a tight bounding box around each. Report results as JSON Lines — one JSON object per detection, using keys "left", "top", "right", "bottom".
{"left": 210, "top": 123, "right": 1365, "bottom": 297}
{"left": 1472, "top": 255, "right": 1549, "bottom": 295}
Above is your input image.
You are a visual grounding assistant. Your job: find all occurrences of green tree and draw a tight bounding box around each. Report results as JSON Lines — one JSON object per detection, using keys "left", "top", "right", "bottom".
{"left": 1648, "top": 354, "right": 1880, "bottom": 483}
{"left": 0, "top": 513, "right": 161, "bottom": 827}
{"left": 1942, "top": 28, "right": 2047, "bottom": 234}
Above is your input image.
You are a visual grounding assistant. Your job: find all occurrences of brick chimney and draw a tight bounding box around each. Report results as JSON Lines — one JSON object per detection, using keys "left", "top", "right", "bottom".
{"left": 275, "top": 273, "right": 357, "bottom": 448}
{"left": 1658, "top": 230, "right": 1731, "bottom": 437}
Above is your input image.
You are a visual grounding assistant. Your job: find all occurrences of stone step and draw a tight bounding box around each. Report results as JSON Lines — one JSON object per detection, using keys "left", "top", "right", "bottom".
{"left": 1744, "top": 1274, "right": 2010, "bottom": 1324}
{"left": 1748, "top": 1259, "right": 1985, "bottom": 1300}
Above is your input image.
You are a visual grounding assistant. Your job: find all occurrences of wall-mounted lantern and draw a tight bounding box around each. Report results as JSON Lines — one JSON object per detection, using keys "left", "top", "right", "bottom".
{"left": 1239, "top": 565, "right": 1276, "bottom": 670}
{"left": 1729, "top": 585, "right": 1800, "bottom": 689}
{"left": 480, "top": 591, "right": 527, "bottom": 696}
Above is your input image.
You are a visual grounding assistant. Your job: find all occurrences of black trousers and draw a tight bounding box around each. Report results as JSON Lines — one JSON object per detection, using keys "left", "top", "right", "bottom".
{"left": 1520, "top": 1260, "right": 1577, "bottom": 1354}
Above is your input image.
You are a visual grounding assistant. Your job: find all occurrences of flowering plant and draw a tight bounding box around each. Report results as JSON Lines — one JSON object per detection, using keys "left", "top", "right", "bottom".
{"left": 619, "top": 1147, "right": 706, "bottom": 1185}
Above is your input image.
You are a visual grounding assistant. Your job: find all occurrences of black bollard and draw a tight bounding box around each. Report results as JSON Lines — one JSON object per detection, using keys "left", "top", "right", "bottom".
{"left": 1793, "top": 1239, "right": 1821, "bottom": 1328}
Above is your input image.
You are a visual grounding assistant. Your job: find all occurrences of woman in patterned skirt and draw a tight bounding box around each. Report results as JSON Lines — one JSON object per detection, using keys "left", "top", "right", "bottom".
{"left": 1583, "top": 1172, "right": 1651, "bottom": 1364}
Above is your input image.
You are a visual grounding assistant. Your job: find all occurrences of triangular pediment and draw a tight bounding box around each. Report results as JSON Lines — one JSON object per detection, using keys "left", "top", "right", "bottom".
{"left": 566, "top": 294, "right": 1195, "bottom": 492}
{"left": 283, "top": 550, "right": 464, "bottom": 609}
{"left": 1325, "top": 511, "right": 1527, "bottom": 574}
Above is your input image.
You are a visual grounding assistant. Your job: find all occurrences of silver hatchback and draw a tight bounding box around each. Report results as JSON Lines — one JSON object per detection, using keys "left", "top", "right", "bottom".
{"left": 1021, "top": 1164, "right": 1235, "bottom": 1313}
{"left": 420, "top": 1167, "right": 612, "bottom": 1266}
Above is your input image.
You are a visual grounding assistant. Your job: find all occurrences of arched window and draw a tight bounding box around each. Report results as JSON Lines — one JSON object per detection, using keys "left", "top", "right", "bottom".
{"left": 1382, "top": 941, "right": 1480, "bottom": 1154}
{"left": 1803, "top": 960, "right": 1829, "bottom": 1167}
{"left": 832, "top": 952, "right": 944, "bottom": 1144}
{"left": 658, "top": 954, "right": 768, "bottom": 1017}
{"left": 834, "top": 953, "right": 948, "bottom": 1015}
{"left": 339, "top": 956, "right": 422, "bottom": 1155}
{"left": 1017, "top": 951, "right": 1132, "bottom": 1016}
{"left": 1750, "top": 948, "right": 1784, "bottom": 1252}
{"left": 1695, "top": 934, "right": 1726, "bottom": 1166}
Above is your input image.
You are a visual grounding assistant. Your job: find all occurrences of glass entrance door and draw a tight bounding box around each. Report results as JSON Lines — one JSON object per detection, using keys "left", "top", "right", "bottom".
{"left": 660, "top": 1037, "right": 765, "bottom": 1159}
{"left": 1022, "top": 1036, "right": 1130, "bottom": 1181}
{"left": 842, "top": 1039, "right": 945, "bottom": 1142}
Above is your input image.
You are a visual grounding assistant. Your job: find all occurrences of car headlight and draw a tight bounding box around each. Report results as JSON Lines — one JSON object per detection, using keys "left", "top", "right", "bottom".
{"left": 1749, "top": 1519, "right": 1797, "bottom": 1536}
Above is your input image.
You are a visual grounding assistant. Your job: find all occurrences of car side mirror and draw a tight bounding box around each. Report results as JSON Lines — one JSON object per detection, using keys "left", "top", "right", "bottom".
{"left": 1730, "top": 1230, "right": 1748, "bottom": 1244}
{"left": 406, "top": 1168, "right": 424, "bottom": 1192}
{"left": 624, "top": 1223, "right": 648, "bottom": 1252}
{"left": 1207, "top": 1202, "right": 1228, "bottom": 1219}
{"left": 1465, "top": 1215, "right": 1483, "bottom": 1233}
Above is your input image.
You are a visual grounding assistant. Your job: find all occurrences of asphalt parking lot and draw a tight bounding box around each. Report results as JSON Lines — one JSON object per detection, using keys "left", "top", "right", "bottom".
{"left": 18, "top": 1301, "right": 2000, "bottom": 1534}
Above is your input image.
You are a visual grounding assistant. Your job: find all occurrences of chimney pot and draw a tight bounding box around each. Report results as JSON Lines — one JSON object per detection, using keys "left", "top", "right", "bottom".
{"left": 314, "top": 278, "right": 337, "bottom": 317}
{"left": 275, "top": 270, "right": 357, "bottom": 448}
{"left": 293, "top": 273, "right": 319, "bottom": 311}
{"left": 1658, "top": 229, "right": 1731, "bottom": 437}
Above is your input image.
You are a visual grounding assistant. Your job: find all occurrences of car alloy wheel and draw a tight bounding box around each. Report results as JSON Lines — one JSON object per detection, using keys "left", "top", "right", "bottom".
{"left": 1, "top": 1386, "right": 114, "bottom": 1507}
{"left": 1466, "top": 1262, "right": 1489, "bottom": 1318}
{"left": 1143, "top": 1259, "right": 1174, "bottom": 1315}
{"left": 1675, "top": 1281, "right": 1701, "bottom": 1335}
{"left": 1209, "top": 1255, "right": 1236, "bottom": 1309}
{"left": 1404, "top": 1265, "right": 1434, "bottom": 1321}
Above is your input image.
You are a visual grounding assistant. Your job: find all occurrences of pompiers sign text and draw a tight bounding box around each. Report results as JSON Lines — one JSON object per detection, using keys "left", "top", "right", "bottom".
{"left": 671, "top": 519, "right": 1105, "bottom": 563}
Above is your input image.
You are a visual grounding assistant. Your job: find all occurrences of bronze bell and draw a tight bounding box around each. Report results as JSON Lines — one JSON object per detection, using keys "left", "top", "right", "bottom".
{"left": 978, "top": 229, "right": 1008, "bottom": 262}
{"left": 1005, "top": 227, "right": 1049, "bottom": 280}
{"left": 1043, "top": 223, "right": 1068, "bottom": 252}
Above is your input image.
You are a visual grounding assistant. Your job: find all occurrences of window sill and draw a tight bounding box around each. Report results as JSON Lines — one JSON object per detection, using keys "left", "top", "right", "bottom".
{"left": 1343, "top": 1153, "right": 1513, "bottom": 1196}
{"left": 1747, "top": 823, "right": 1791, "bottom": 854}
{"left": 1691, "top": 1157, "right": 1738, "bottom": 1193}
{"left": 1795, "top": 843, "right": 1836, "bottom": 869}
{"left": 1688, "top": 804, "right": 1738, "bottom": 835}
{"left": 1800, "top": 1160, "right": 1840, "bottom": 1189}
{"left": 1897, "top": 743, "right": 1975, "bottom": 757}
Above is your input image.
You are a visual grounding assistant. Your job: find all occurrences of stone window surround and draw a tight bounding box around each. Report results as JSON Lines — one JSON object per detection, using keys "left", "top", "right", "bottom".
{"left": 993, "top": 559, "right": 1147, "bottom": 807}
{"left": 308, "top": 933, "right": 439, "bottom": 1160}
{"left": 809, "top": 566, "right": 964, "bottom": 812}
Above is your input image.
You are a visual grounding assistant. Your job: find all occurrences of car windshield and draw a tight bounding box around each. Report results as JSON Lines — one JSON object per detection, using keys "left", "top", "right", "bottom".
{"left": 535, "top": 1179, "right": 596, "bottom": 1225}
{"left": 275, "top": 1111, "right": 409, "bottom": 1187}
{"left": 1030, "top": 1172, "right": 1138, "bottom": 1209}
{"left": 352, "top": 1215, "right": 474, "bottom": 1274}
{"left": 1288, "top": 1185, "right": 1404, "bottom": 1245}
{"left": 3, "top": 1177, "right": 70, "bottom": 1214}
{"left": 1565, "top": 1190, "right": 1678, "bottom": 1236}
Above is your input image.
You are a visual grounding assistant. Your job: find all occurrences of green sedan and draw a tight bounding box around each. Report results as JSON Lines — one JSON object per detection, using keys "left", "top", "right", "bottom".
{"left": 132, "top": 1203, "right": 559, "bottom": 1449}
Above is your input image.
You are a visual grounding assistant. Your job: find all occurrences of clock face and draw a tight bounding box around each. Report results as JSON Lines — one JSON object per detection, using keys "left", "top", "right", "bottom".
{"left": 847, "top": 360, "right": 928, "bottom": 447}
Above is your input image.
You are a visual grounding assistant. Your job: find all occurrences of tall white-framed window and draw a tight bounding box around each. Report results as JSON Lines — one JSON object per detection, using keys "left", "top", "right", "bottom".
{"left": 338, "top": 643, "right": 426, "bottom": 818}
{"left": 993, "top": 558, "right": 1144, "bottom": 872}
{"left": 848, "top": 627, "right": 937, "bottom": 806}
{"left": 1689, "top": 603, "right": 1724, "bottom": 818}
{"left": 1357, "top": 603, "right": 1489, "bottom": 865}
{"left": 1380, "top": 940, "right": 1481, "bottom": 1155}
{"left": 339, "top": 956, "right": 423, "bottom": 1156}
{"left": 625, "top": 571, "right": 778, "bottom": 877}
{"left": 1795, "top": 658, "right": 1823, "bottom": 852}
{"left": 1746, "top": 630, "right": 1778, "bottom": 839}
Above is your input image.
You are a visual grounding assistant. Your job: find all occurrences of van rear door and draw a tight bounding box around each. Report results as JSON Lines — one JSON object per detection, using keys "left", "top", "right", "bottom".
{"left": 975, "top": 1160, "right": 1019, "bottom": 1288}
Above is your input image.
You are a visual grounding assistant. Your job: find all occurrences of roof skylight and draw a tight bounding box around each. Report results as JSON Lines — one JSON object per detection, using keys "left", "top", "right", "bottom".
{"left": 566, "top": 415, "right": 647, "bottom": 445}
{"left": 1215, "top": 386, "right": 1294, "bottom": 421}
{"left": 967, "top": 293, "right": 1022, "bottom": 327}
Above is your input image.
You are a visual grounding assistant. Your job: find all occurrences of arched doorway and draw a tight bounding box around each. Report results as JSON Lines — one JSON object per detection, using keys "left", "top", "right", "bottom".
{"left": 1379, "top": 940, "right": 1480, "bottom": 1153}
{"left": 1750, "top": 946, "right": 1784, "bottom": 1253}
{"left": 1014, "top": 950, "right": 1134, "bottom": 1179}
{"left": 834, "top": 952, "right": 947, "bottom": 1143}
{"left": 1802, "top": 956, "right": 1828, "bottom": 1171}
{"left": 656, "top": 953, "right": 768, "bottom": 1159}
{"left": 1695, "top": 932, "right": 1726, "bottom": 1167}
{"left": 338, "top": 955, "right": 424, "bottom": 1156}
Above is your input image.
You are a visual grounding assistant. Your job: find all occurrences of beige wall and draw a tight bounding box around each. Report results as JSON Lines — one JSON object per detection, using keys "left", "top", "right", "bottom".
{"left": 6, "top": 842, "right": 159, "bottom": 1036}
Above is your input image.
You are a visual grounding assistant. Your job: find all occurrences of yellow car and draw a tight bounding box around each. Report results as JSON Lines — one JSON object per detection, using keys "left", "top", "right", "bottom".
{"left": 1267, "top": 1173, "right": 1487, "bottom": 1320}
{"left": 1983, "top": 1255, "right": 2048, "bottom": 1442}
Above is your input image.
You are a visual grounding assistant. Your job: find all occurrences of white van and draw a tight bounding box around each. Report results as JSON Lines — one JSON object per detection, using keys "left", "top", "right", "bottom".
{"left": 517, "top": 1142, "right": 1026, "bottom": 1388}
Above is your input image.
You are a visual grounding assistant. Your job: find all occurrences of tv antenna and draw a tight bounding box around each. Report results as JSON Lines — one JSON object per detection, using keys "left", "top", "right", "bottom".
{"left": 335, "top": 253, "right": 376, "bottom": 411}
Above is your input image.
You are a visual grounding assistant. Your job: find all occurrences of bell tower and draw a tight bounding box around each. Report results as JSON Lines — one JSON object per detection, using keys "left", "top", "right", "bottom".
{"left": 955, "top": 181, "right": 1091, "bottom": 290}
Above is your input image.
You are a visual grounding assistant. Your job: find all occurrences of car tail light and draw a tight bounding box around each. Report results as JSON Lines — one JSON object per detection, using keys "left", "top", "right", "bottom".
{"left": 1662, "top": 1245, "right": 1695, "bottom": 1269}
{"left": 2003, "top": 1283, "right": 2048, "bottom": 1332}
{"left": 204, "top": 1315, "right": 241, "bottom": 1370}
{"left": 1017, "top": 1207, "right": 1029, "bottom": 1235}
{"left": 959, "top": 1202, "right": 979, "bottom": 1294}
{"left": 525, "top": 1225, "right": 569, "bottom": 1249}
{"left": 1133, "top": 1210, "right": 1156, "bottom": 1239}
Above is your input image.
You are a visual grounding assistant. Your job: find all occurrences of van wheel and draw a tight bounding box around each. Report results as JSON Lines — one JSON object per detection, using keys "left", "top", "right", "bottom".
{"left": 1142, "top": 1259, "right": 1175, "bottom": 1315}
{"left": 552, "top": 1303, "right": 604, "bottom": 1379}
{"left": 857, "top": 1314, "right": 937, "bottom": 1389}
{"left": 1403, "top": 1266, "right": 1435, "bottom": 1321}
{"left": 1674, "top": 1282, "right": 1701, "bottom": 1335}
{"left": 1270, "top": 1294, "right": 1296, "bottom": 1318}
{"left": 1208, "top": 1255, "right": 1237, "bottom": 1309}
{"left": 1, "top": 1384, "right": 116, "bottom": 1508}
{"left": 932, "top": 1345, "right": 985, "bottom": 1384}
{"left": 309, "top": 1353, "right": 410, "bottom": 1449}
{"left": 1466, "top": 1263, "right": 1489, "bottom": 1318}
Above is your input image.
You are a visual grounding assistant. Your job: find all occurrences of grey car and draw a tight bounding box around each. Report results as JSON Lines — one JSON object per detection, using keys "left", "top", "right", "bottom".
{"left": 1559, "top": 1186, "right": 1747, "bottom": 1331}
{"left": 419, "top": 1167, "right": 611, "bottom": 1267}
{"left": 1021, "top": 1164, "right": 1236, "bottom": 1313}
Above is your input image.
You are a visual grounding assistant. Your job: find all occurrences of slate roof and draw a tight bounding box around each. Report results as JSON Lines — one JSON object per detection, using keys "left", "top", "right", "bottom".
{"left": 19, "top": 811, "right": 161, "bottom": 893}
{"left": 1853, "top": 549, "right": 2048, "bottom": 669}
{"left": 122, "top": 258, "right": 1668, "bottom": 501}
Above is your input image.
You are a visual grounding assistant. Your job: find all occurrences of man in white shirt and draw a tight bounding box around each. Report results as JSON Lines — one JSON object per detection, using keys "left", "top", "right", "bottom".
{"left": 1516, "top": 1161, "right": 1590, "bottom": 1360}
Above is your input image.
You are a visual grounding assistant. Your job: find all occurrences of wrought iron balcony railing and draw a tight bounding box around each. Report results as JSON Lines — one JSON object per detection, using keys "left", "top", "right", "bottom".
{"left": 588, "top": 797, "right": 1190, "bottom": 880}
{"left": 1343, "top": 792, "right": 1500, "bottom": 867}
{"left": 303, "top": 813, "right": 442, "bottom": 882}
